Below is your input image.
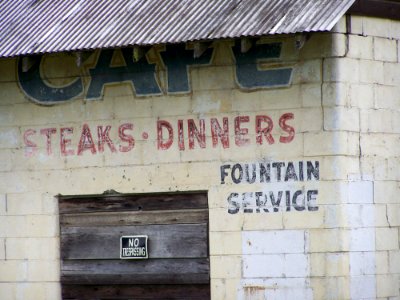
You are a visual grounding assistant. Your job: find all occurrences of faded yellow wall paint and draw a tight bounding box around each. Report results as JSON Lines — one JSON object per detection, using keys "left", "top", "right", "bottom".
{"left": 0, "top": 17, "right": 399, "bottom": 299}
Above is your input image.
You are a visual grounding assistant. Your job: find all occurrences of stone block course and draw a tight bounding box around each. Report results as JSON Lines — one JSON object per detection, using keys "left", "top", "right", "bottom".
{"left": 6, "top": 237, "right": 59, "bottom": 260}
{"left": 209, "top": 231, "right": 241, "bottom": 255}
{"left": 242, "top": 253, "right": 309, "bottom": 278}
{"left": 374, "top": 37, "right": 397, "bottom": 62}
{"left": 376, "top": 228, "right": 399, "bottom": 251}
{"left": 210, "top": 255, "right": 241, "bottom": 279}
{"left": 376, "top": 274, "right": 400, "bottom": 298}
{"left": 310, "top": 252, "right": 349, "bottom": 277}
{"left": 348, "top": 35, "right": 373, "bottom": 60}
{"left": 323, "top": 107, "right": 360, "bottom": 132}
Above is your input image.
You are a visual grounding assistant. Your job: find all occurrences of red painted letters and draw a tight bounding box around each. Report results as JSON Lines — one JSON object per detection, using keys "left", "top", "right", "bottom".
{"left": 23, "top": 113, "right": 296, "bottom": 157}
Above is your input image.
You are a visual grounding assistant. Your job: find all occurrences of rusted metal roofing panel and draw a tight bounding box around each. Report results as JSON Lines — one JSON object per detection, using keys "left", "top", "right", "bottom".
{"left": 0, "top": 0, "right": 356, "bottom": 57}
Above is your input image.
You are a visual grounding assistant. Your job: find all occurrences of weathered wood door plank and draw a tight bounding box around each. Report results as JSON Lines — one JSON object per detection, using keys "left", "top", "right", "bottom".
{"left": 61, "top": 223, "right": 208, "bottom": 259}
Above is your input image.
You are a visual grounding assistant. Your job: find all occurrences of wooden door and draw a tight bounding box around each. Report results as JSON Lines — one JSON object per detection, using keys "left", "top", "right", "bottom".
{"left": 58, "top": 191, "right": 210, "bottom": 300}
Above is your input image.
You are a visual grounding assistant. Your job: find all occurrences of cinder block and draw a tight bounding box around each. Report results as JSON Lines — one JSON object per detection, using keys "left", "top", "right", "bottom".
{"left": 211, "top": 278, "right": 240, "bottom": 300}
{"left": 349, "top": 251, "right": 376, "bottom": 275}
{"left": 264, "top": 286, "right": 313, "bottom": 300}
{"left": 322, "top": 82, "right": 350, "bottom": 107}
{"left": 323, "top": 58, "right": 359, "bottom": 83}
{"left": 344, "top": 204, "right": 376, "bottom": 228}
{"left": 359, "top": 60, "right": 384, "bottom": 84}
{"left": 375, "top": 205, "right": 391, "bottom": 227}
{"left": 360, "top": 109, "right": 394, "bottom": 133}
{"left": 242, "top": 253, "right": 309, "bottom": 278}
{"left": 15, "top": 283, "right": 47, "bottom": 300}
{"left": 371, "top": 157, "right": 392, "bottom": 181}
{"left": 324, "top": 107, "right": 360, "bottom": 132}
{"left": 320, "top": 156, "right": 360, "bottom": 181}
{"left": 389, "top": 250, "right": 400, "bottom": 275}
{"left": 387, "top": 204, "right": 400, "bottom": 227}
{"left": 0, "top": 238, "right": 4, "bottom": 259}
{"left": 0, "top": 283, "right": 16, "bottom": 300}
{"left": 350, "top": 228, "right": 375, "bottom": 251}
{"left": 83, "top": 97, "right": 114, "bottom": 121}
{"left": 0, "top": 216, "right": 26, "bottom": 237}
{"left": 361, "top": 133, "right": 400, "bottom": 157}
{"left": 374, "top": 37, "right": 397, "bottom": 62}
{"left": 374, "top": 85, "right": 400, "bottom": 111}
{"left": 242, "top": 230, "right": 305, "bottom": 254}
{"left": 348, "top": 180, "right": 373, "bottom": 204}
{"left": 0, "top": 105, "right": 16, "bottom": 127}
{"left": 254, "top": 85, "right": 302, "bottom": 110}
{"left": 300, "top": 83, "right": 322, "bottom": 108}
{"left": 209, "top": 231, "right": 241, "bottom": 255}
{"left": 27, "top": 260, "right": 60, "bottom": 282}
{"left": 350, "top": 275, "right": 377, "bottom": 299}
{"left": 152, "top": 96, "right": 192, "bottom": 117}
{"left": 297, "top": 107, "right": 323, "bottom": 132}
{"left": 242, "top": 212, "right": 284, "bottom": 230}
{"left": 283, "top": 209, "right": 325, "bottom": 229}
{"left": 0, "top": 149, "right": 13, "bottom": 172}
{"left": 44, "top": 282, "right": 61, "bottom": 300}
{"left": 316, "top": 181, "right": 348, "bottom": 206}
{"left": 310, "top": 252, "right": 349, "bottom": 277}
{"left": 348, "top": 35, "right": 373, "bottom": 60}
{"left": 309, "top": 229, "right": 349, "bottom": 252}
{"left": 384, "top": 62, "right": 400, "bottom": 86}
{"left": 0, "top": 260, "right": 27, "bottom": 281}
{"left": 6, "top": 237, "right": 59, "bottom": 260}
{"left": 392, "top": 110, "right": 400, "bottom": 134}
{"left": 192, "top": 90, "right": 231, "bottom": 115}
{"left": 362, "top": 16, "right": 392, "bottom": 38}
{"left": 376, "top": 274, "right": 399, "bottom": 298}
{"left": 210, "top": 255, "right": 241, "bottom": 279}
{"left": 209, "top": 208, "right": 244, "bottom": 232}
{"left": 375, "top": 251, "right": 389, "bottom": 274}
{"left": 304, "top": 131, "right": 359, "bottom": 156}
{"left": 350, "top": 83, "right": 374, "bottom": 109}
{"left": 376, "top": 228, "right": 398, "bottom": 251}
{"left": 0, "top": 194, "right": 6, "bottom": 215}
{"left": 350, "top": 16, "right": 363, "bottom": 35}
{"left": 192, "top": 65, "right": 235, "bottom": 92}
{"left": 25, "top": 215, "right": 59, "bottom": 238}
{"left": 0, "top": 127, "right": 20, "bottom": 149}
{"left": 310, "top": 277, "right": 350, "bottom": 300}
{"left": 299, "top": 33, "right": 345, "bottom": 59}
{"left": 387, "top": 157, "right": 400, "bottom": 181}
{"left": 6, "top": 193, "right": 42, "bottom": 215}
{"left": 41, "top": 193, "right": 58, "bottom": 215}
{"left": 295, "top": 59, "right": 322, "bottom": 84}
{"left": 115, "top": 97, "right": 153, "bottom": 120}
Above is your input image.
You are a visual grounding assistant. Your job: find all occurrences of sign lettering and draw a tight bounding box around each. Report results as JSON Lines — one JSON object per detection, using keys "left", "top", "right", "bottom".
{"left": 17, "top": 43, "right": 293, "bottom": 104}
{"left": 120, "top": 235, "right": 148, "bottom": 259}
{"left": 221, "top": 160, "right": 320, "bottom": 214}
{"left": 22, "top": 113, "right": 295, "bottom": 157}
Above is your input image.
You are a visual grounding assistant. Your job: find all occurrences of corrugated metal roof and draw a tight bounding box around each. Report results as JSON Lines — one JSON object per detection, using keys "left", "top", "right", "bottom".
{"left": 0, "top": 0, "right": 356, "bottom": 58}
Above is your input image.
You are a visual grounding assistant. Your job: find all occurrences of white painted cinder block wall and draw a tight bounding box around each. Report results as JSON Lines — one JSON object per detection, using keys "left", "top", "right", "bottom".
{"left": 0, "top": 15, "right": 398, "bottom": 300}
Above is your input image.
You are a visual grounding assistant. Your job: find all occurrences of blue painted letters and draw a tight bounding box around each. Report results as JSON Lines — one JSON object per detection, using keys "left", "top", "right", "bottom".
{"left": 232, "top": 42, "right": 293, "bottom": 89}
{"left": 87, "top": 48, "right": 161, "bottom": 100}
{"left": 18, "top": 56, "right": 83, "bottom": 103}
{"left": 18, "top": 42, "right": 293, "bottom": 104}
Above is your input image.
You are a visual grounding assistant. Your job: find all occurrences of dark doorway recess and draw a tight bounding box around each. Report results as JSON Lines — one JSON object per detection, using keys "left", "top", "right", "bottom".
{"left": 58, "top": 191, "right": 210, "bottom": 300}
